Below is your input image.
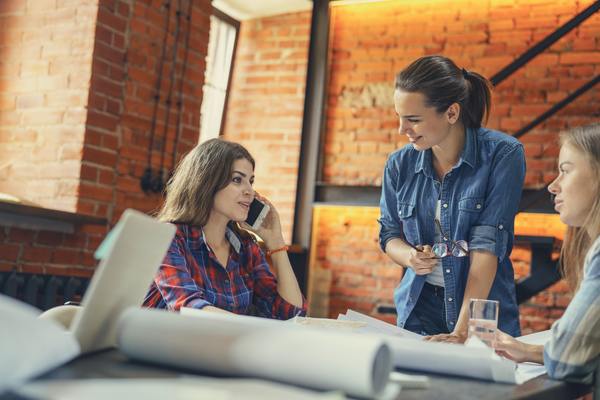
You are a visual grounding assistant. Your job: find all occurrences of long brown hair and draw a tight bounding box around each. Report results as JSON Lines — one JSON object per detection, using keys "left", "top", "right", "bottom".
{"left": 558, "top": 123, "right": 600, "bottom": 291}
{"left": 157, "top": 138, "right": 255, "bottom": 236}
{"left": 395, "top": 55, "right": 492, "bottom": 129}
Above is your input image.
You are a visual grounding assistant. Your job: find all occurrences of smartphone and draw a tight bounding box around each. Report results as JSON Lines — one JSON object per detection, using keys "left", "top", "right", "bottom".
{"left": 245, "top": 198, "right": 270, "bottom": 229}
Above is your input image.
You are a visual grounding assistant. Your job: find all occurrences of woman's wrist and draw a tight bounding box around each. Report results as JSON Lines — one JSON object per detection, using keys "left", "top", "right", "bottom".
{"left": 264, "top": 237, "right": 286, "bottom": 250}
{"left": 266, "top": 245, "right": 289, "bottom": 257}
{"left": 526, "top": 344, "right": 545, "bottom": 364}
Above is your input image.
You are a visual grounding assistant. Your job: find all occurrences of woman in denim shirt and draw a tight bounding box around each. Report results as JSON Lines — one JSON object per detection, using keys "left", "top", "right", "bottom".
{"left": 379, "top": 55, "right": 525, "bottom": 341}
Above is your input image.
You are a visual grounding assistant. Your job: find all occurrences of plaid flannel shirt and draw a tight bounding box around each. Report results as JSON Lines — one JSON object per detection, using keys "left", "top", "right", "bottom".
{"left": 143, "top": 223, "right": 306, "bottom": 320}
{"left": 543, "top": 235, "right": 600, "bottom": 384}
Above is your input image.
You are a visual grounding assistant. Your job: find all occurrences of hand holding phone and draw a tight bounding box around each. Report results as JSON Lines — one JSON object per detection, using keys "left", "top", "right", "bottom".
{"left": 245, "top": 198, "right": 270, "bottom": 230}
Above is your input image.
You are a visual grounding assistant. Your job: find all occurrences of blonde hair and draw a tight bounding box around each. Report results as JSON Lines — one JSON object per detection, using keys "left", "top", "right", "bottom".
{"left": 157, "top": 139, "right": 254, "bottom": 236}
{"left": 558, "top": 122, "right": 600, "bottom": 291}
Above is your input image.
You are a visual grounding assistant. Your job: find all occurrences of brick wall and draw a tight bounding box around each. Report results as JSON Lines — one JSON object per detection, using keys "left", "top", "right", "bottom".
{"left": 324, "top": 0, "right": 600, "bottom": 187}
{"left": 222, "top": 11, "right": 311, "bottom": 242}
{"left": 0, "top": 0, "right": 211, "bottom": 279}
{"left": 84, "top": 0, "right": 210, "bottom": 223}
{"left": 308, "top": 206, "right": 401, "bottom": 325}
{"left": 0, "top": 0, "right": 98, "bottom": 212}
{"left": 309, "top": 207, "right": 571, "bottom": 332}
{"left": 0, "top": 225, "right": 104, "bottom": 279}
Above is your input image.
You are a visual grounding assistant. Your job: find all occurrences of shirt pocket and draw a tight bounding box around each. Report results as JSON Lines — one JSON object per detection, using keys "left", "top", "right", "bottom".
{"left": 458, "top": 197, "right": 484, "bottom": 213}
{"left": 458, "top": 197, "right": 484, "bottom": 226}
{"left": 397, "top": 202, "right": 420, "bottom": 246}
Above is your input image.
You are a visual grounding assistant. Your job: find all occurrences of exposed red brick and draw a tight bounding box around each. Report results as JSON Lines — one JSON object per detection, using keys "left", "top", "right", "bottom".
{"left": 223, "top": 11, "right": 310, "bottom": 241}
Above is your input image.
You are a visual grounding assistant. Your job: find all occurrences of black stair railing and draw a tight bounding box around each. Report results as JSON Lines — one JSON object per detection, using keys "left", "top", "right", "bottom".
{"left": 488, "top": 0, "right": 600, "bottom": 139}
{"left": 489, "top": 2, "right": 598, "bottom": 302}
{"left": 490, "top": 1, "right": 600, "bottom": 86}
{"left": 514, "top": 75, "right": 600, "bottom": 139}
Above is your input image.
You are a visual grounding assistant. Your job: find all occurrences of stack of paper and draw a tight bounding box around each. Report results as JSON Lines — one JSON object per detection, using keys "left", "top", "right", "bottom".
{"left": 334, "top": 309, "right": 548, "bottom": 384}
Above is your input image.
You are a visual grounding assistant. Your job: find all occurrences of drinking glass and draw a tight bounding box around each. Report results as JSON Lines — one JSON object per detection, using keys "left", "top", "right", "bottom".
{"left": 467, "top": 298, "right": 499, "bottom": 348}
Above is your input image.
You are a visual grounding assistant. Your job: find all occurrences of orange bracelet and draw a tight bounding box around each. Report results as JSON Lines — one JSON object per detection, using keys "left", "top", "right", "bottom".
{"left": 266, "top": 245, "right": 289, "bottom": 257}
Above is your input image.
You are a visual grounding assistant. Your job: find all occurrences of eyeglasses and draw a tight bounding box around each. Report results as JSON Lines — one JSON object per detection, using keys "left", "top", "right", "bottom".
{"left": 432, "top": 219, "right": 469, "bottom": 258}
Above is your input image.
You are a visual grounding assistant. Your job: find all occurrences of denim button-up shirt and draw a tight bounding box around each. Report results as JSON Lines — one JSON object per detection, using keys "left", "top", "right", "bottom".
{"left": 379, "top": 127, "right": 525, "bottom": 336}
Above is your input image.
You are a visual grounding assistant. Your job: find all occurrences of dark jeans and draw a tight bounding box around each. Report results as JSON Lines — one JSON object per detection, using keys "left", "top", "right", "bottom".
{"left": 404, "top": 282, "right": 451, "bottom": 336}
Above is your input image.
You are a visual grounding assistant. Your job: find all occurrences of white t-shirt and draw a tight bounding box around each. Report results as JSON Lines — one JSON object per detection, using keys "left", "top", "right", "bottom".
{"left": 426, "top": 200, "right": 445, "bottom": 287}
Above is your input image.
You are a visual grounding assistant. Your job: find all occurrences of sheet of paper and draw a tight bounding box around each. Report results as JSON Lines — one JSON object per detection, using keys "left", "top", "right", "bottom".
{"left": 338, "top": 309, "right": 423, "bottom": 340}
{"left": 515, "top": 363, "right": 547, "bottom": 384}
{"left": 517, "top": 330, "right": 552, "bottom": 345}
{"left": 93, "top": 220, "right": 123, "bottom": 260}
{"left": 0, "top": 295, "right": 80, "bottom": 394}
{"left": 512, "top": 330, "right": 550, "bottom": 383}
{"left": 18, "top": 377, "right": 346, "bottom": 400}
{"left": 118, "top": 308, "right": 392, "bottom": 399}
{"left": 290, "top": 316, "right": 367, "bottom": 331}
{"left": 70, "top": 209, "right": 176, "bottom": 353}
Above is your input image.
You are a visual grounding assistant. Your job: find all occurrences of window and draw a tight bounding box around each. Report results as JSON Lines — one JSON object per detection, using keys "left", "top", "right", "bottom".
{"left": 199, "top": 10, "right": 239, "bottom": 142}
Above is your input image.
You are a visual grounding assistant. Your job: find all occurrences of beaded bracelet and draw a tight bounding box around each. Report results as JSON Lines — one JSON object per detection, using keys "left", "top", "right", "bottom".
{"left": 266, "top": 245, "right": 289, "bottom": 257}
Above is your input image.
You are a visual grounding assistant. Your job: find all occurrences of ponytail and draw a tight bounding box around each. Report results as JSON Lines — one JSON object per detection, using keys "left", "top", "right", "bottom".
{"left": 395, "top": 56, "right": 492, "bottom": 130}
{"left": 462, "top": 69, "right": 492, "bottom": 129}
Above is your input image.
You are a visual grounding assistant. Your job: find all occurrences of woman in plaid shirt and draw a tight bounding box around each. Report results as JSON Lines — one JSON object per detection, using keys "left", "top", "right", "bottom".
{"left": 495, "top": 123, "right": 600, "bottom": 384}
{"left": 144, "top": 139, "right": 306, "bottom": 319}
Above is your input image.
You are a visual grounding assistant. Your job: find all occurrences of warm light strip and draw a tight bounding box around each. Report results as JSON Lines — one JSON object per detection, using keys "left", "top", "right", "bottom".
{"left": 331, "top": 0, "right": 394, "bottom": 7}
{"left": 311, "top": 204, "right": 566, "bottom": 240}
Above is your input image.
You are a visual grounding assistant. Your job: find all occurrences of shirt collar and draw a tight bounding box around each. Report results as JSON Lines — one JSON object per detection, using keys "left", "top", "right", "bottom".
{"left": 199, "top": 225, "right": 242, "bottom": 254}
{"left": 459, "top": 127, "right": 477, "bottom": 168}
{"left": 414, "top": 148, "right": 433, "bottom": 177}
{"left": 413, "top": 127, "right": 478, "bottom": 175}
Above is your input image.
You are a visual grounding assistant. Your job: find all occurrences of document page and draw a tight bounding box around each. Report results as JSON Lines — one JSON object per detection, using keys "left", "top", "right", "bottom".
{"left": 514, "top": 330, "right": 550, "bottom": 383}
{"left": 338, "top": 309, "right": 423, "bottom": 340}
{"left": 336, "top": 309, "right": 544, "bottom": 384}
{"left": 0, "top": 295, "right": 80, "bottom": 394}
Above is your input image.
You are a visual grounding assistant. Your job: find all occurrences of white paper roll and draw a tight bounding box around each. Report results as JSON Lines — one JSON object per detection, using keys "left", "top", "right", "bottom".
{"left": 117, "top": 308, "right": 392, "bottom": 398}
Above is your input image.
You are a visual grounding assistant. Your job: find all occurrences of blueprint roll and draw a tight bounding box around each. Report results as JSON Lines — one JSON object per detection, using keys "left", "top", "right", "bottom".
{"left": 117, "top": 308, "right": 392, "bottom": 399}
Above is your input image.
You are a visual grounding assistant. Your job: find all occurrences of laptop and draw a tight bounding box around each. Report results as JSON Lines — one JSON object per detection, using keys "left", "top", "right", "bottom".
{"left": 69, "top": 209, "right": 176, "bottom": 353}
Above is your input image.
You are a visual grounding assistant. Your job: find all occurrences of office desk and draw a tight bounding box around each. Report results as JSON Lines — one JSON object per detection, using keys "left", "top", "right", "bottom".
{"left": 9, "top": 350, "right": 593, "bottom": 400}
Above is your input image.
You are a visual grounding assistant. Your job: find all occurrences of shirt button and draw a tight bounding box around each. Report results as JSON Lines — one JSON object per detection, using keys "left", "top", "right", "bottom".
{"left": 449, "top": 321, "right": 454, "bottom": 325}
{"left": 448, "top": 297, "right": 453, "bottom": 302}
{"left": 476, "top": 204, "right": 482, "bottom": 209}
{"left": 443, "top": 203, "right": 448, "bottom": 208}
{"left": 224, "top": 279, "right": 230, "bottom": 284}
{"left": 499, "top": 224, "right": 504, "bottom": 230}
{"left": 446, "top": 269, "right": 451, "bottom": 273}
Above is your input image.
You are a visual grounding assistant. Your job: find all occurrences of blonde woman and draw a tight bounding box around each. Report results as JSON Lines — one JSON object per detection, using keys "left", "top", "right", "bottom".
{"left": 143, "top": 139, "right": 305, "bottom": 319}
{"left": 495, "top": 123, "right": 600, "bottom": 383}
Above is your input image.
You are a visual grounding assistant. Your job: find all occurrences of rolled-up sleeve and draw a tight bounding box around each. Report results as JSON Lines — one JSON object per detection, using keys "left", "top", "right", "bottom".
{"left": 378, "top": 157, "right": 404, "bottom": 252}
{"left": 153, "top": 236, "right": 212, "bottom": 311}
{"left": 469, "top": 144, "right": 525, "bottom": 261}
{"left": 543, "top": 250, "right": 600, "bottom": 384}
